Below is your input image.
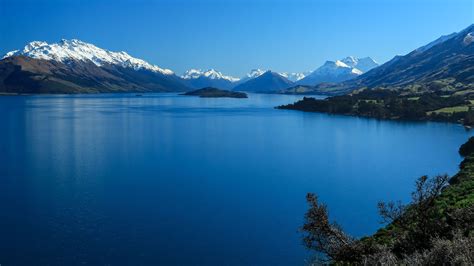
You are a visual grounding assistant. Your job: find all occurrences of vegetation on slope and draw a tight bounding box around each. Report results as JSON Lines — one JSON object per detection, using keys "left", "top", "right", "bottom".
{"left": 0, "top": 56, "right": 189, "bottom": 94}
{"left": 278, "top": 89, "right": 474, "bottom": 127}
{"left": 301, "top": 137, "right": 474, "bottom": 264}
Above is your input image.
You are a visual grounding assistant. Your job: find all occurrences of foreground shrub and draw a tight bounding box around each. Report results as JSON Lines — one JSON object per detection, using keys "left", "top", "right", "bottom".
{"left": 459, "top": 137, "right": 474, "bottom": 157}
{"left": 302, "top": 173, "right": 473, "bottom": 264}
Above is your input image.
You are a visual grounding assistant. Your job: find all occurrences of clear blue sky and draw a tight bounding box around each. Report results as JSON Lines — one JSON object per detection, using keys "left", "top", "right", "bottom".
{"left": 0, "top": 0, "right": 472, "bottom": 77}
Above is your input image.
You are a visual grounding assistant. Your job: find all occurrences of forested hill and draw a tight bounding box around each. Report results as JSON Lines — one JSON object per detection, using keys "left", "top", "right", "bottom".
{"left": 277, "top": 89, "right": 474, "bottom": 127}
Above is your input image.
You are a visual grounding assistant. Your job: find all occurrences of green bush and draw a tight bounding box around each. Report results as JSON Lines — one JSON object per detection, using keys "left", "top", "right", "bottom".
{"left": 459, "top": 137, "right": 474, "bottom": 157}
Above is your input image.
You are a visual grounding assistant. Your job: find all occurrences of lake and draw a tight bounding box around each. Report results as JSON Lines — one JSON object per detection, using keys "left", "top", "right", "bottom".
{"left": 0, "top": 93, "right": 471, "bottom": 265}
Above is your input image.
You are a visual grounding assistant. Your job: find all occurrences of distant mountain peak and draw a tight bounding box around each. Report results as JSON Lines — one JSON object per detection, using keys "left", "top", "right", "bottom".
{"left": 181, "top": 68, "right": 239, "bottom": 82}
{"left": 318, "top": 60, "right": 359, "bottom": 73}
{"left": 278, "top": 72, "right": 306, "bottom": 82}
{"left": 341, "top": 56, "right": 378, "bottom": 72}
{"left": 181, "top": 69, "right": 202, "bottom": 79}
{"left": 246, "top": 69, "right": 267, "bottom": 78}
{"left": 180, "top": 68, "right": 239, "bottom": 90}
{"left": 3, "top": 39, "right": 174, "bottom": 75}
{"left": 233, "top": 70, "right": 293, "bottom": 93}
{"left": 297, "top": 56, "right": 378, "bottom": 86}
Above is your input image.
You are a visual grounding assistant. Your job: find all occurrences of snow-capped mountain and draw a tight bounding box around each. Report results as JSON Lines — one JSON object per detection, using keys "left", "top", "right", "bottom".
{"left": 3, "top": 39, "right": 174, "bottom": 75}
{"left": 340, "top": 56, "right": 379, "bottom": 73}
{"left": 239, "top": 69, "right": 266, "bottom": 82}
{"left": 233, "top": 71, "right": 294, "bottom": 93}
{"left": 278, "top": 72, "right": 307, "bottom": 82}
{"left": 181, "top": 69, "right": 239, "bottom": 89}
{"left": 297, "top": 60, "right": 361, "bottom": 86}
{"left": 0, "top": 39, "right": 189, "bottom": 93}
{"left": 245, "top": 69, "right": 266, "bottom": 79}
{"left": 235, "top": 69, "right": 306, "bottom": 85}
{"left": 230, "top": 69, "right": 267, "bottom": 87}
{"left": 181, "top": 69, "right": 239, "bottom": 82}
{"left": 340, "top": 24, "right": 474, "bottom": 92}
{"left": 297, "top": 56, "right": 378, "bottom": 86}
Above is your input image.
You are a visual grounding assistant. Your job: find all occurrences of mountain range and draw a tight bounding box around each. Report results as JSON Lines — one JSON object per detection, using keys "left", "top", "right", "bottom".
{"left": 1, "top": 24, "right": 472, "bottom": 95}
{"left": 180, "top": 68, "right": 306, "bottom": 90}
{"left": 231, "top": 56, "right": 378, "bottom": 93}
{"left": 315, "top": 24, "right": 474, "bottom": 95}
{"left": 280, "top": 24, "right": 474, "bottom": 95}
{"left": 0, "top": 39, "right": 374, "bottom": 93}
{"left": 180, "top": 57, "right": 377, "bottom": 92}
{"left": 179, "top": 56, "right": 378, "bottom": 93}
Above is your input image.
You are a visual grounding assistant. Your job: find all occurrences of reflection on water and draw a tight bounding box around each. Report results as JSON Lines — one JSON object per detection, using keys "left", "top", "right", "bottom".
{"left": 0, "top": 93, "right": 471, "bottom": 265}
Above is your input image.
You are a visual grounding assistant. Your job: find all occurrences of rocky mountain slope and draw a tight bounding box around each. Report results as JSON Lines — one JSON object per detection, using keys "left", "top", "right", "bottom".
{"left": 232, "top": 71, "right": 294, "bottom": 92}
{"left": 0, "top": 39, "right": 189, "bottom": 93}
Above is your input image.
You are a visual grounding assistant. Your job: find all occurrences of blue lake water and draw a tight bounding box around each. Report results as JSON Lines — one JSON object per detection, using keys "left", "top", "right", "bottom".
{"left": 0, "top": 93, "right": 471, "bottom": 265}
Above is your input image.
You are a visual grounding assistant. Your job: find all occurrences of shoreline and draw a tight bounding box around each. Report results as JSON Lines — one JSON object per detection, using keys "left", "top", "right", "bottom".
{"left": 277, "top": 92, "right": 474, "bottom": 129}
{"left": 277, "top": 105, "right": 472, "bottom": 129}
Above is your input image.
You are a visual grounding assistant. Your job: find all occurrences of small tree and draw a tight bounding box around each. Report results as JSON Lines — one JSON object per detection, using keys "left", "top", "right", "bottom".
{"left": 302, "top": 174, "right": 452, "bottom": 263}
{"left": 301, "top": 193, "right": 360, "bottom": 263}
{"left": 377, "top": 174, "right": 450, "bottom": 255}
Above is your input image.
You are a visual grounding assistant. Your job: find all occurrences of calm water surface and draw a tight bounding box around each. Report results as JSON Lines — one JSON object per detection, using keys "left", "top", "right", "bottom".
{"left": 0, "top": 93, "right": 471, "bottom": 265}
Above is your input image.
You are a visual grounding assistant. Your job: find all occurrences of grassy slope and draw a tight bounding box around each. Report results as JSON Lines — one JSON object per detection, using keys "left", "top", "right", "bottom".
{"left": 438, "top": 156, "right": 474, "bottom": 210}
{"left": 368, "top": 152, "right": 474, "bottom": 246}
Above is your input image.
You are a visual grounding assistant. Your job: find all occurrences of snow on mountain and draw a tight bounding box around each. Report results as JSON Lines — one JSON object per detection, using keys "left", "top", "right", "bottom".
{"left": 278, "top": 72, "right": 306, "bottom": 82}
{"left": 233, "top": 71, "right": 294, "bottom": 93}
{"left": 2, "top": 40, "right": 379, "bottom": 88}
{"left": 244, "top": 69, "right": 266, "bottom": 79}
{"left": 180, "top": 68, "right": 240, "bottom": 89}
{"left": 3, "top": 50, "right": 20, "bottom": 58}
{"left": 341, "top": 56, "right": 379, "bottom": 72}
{"left": 2, "top": 39, "right": 174, "bottom": 75}
{"left": 338, "top": 24, "right": 474, "bottom": 93}
{"left": 463, "top": 32, "right": 474, "bottom": 46}
{"left": 232, "top": 69, "right": 267, "bottom": 85}
{"left": 297, "top": 56, "right": 379, "bottom": 86}
{"left": 181, "top": 69, "right": 203, "bottom": 79}
{"left": 234, "top": 69, "right": 306, "bottom": 85}
{"left": 297, "top": 60, "right": 361, "bottom": 86}
{"left": 315, "top": 60, "right": 362, "bottom": 75}
{"left": 180, "top": 68, "right": 307, "bottom": 88}
{"left": 181, "top": 69, "right": 239, "bottom": 82}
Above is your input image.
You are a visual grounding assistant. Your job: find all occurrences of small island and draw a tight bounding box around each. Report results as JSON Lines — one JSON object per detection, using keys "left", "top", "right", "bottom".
{"left": 182, "top": 87, "right": 248, "bottom": 98}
